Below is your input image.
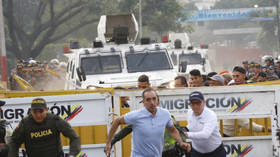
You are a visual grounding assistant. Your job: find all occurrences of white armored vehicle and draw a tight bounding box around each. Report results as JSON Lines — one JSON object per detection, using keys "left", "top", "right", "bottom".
{"left": 64, "top": 14, "right": 177, "bottom": 89}
{"left": 167, "top": 33, "right": 212, "bottom": 75}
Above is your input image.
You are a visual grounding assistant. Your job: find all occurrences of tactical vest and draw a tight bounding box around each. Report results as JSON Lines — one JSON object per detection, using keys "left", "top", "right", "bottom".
{"left": 23, "top": 114, "right": 63, "bottom": 157}
{"left": 164, "top": 116, "right": 187, "bottom": 149}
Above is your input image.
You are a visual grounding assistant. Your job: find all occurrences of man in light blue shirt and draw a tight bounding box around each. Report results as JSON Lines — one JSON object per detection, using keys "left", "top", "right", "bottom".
{"left": 185, "top": 91, "right": 226, "bottom": 157}
{"left": 105, "top": 88, "right": 190, "bottom": 157}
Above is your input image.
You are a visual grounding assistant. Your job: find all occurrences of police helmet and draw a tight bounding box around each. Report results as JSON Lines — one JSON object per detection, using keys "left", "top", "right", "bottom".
{"left": 59, "top": 62, "right": 67, "bottom": 69}
{"left": 29, "top": 60, "right": 36, "bottom": 64}
{"left": 50, "top": 59, "right": 59, "bottom": 65}
{"left": 262, "top": 55, "right": 272, "bottom": 63}
{"left": 265, "top": 56, "right": 273, "bottom": 63}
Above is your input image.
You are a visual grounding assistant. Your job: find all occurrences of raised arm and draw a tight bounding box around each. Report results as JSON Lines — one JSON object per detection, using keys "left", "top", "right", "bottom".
{"left": 105, "top": 116, "right": 125, "bottom": 156}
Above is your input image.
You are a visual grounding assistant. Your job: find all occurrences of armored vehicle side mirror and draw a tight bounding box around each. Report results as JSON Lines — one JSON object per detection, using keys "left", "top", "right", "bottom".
{"left": 201, "top": 58, "right": 206, "bottom": 65}
{"left": 76, "top": 67, "right": 86, "bottom": 82}
{"left": 179, "top": 61, "right": 187, "bottom": 73}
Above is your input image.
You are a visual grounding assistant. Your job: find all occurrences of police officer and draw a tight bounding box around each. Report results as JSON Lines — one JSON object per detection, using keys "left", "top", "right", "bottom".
{"left": 0, "top": 100, "right": 8, "bottom": 157}
{"left": 8, "top": 98, "right": 81, "bottom": 157}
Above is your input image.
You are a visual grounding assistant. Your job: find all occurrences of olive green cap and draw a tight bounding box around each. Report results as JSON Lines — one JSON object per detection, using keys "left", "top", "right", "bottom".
{"left": 31, "top": 98, "right": 47, "bottom": 110}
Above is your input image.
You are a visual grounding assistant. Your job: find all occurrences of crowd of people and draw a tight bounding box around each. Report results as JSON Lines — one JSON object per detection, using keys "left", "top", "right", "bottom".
{"left": 9, "top": 58, "right": 67, "bottom": 91}
{"left": 174, "top": 56, "right": 280, "bottom": 88}
{"left": 7, "top": 54, "right": 280, "bottom": 91}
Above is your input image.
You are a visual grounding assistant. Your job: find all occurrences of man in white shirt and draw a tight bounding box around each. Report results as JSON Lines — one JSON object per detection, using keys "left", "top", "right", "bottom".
{"left": 185, "top": 91, "right": 226, "bottom": 157}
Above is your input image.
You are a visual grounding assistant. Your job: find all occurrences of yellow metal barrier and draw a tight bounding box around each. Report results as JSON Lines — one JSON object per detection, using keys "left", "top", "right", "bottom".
{"left": 46, "top": 68, "right": 60, "bottom": 78}
{"left": 120, "top": 107, "right": 131, "bottom": 157}
{"left": 220, "top": 120, "right": 224, "bottom": 136}
{"left": 239, "top": 118, "right": 271, "bottom": 136}
{"left": 61, "top": 125, "right": 107, "bottom": 146}
{"left": 219, "top": 118, "right": 271, "bottom": 137}
{"left": 12, "top": 74, "right": 34, "bottom": 91}
{"left": 250, "top": 80, "right": 280, "bottom": 85}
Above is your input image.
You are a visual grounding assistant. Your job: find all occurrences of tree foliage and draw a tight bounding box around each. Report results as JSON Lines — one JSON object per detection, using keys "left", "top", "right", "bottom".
{"left": 3, "top": 0, "right": 101, "bottom": 59}
{"left": 3, "top": 0, "right": 193, "bottom": 61}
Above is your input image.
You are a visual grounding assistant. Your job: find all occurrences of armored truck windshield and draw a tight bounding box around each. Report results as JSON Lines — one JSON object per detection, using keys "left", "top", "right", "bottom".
{"left": 179, "top": 53, "right": 203, "bottom": 65}
{"left": 126, "top": 50, "right": 173, "bottom": 73}
{"left": 81, "top": 55, "right": 122, "bottom": 75}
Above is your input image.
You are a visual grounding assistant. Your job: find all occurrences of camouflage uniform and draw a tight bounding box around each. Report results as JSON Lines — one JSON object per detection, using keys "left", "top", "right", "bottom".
{"left": 0, "top": 120, "right": 8, "bottom": 157}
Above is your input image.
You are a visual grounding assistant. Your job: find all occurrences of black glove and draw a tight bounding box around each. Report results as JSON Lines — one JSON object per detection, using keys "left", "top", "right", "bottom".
{"left": 174, "top": 142, "right": 191, "bottom": 157}
{"left": 111, "top": 125, "right": 133, "bottom": 146}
